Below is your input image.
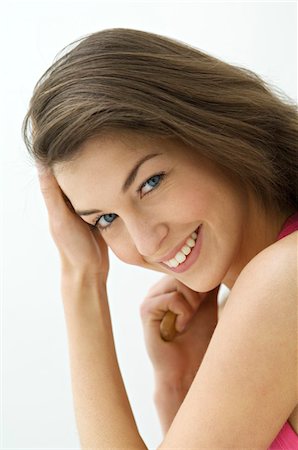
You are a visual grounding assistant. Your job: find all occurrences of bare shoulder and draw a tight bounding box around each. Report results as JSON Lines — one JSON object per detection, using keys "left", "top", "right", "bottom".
{"left": 222, "top": 230, "right": 297, "bottom": 335}
{"left": 160, "top": 232, "right": 297, "bottom": 449}
{"left": 219, "top": 230, "right": 297, "bottom": 318}
{"left": 232, "top": 230, "right": 297, "bottom": 308}
{"left": 241, "top": 231, "right": 298, "bottom": 278}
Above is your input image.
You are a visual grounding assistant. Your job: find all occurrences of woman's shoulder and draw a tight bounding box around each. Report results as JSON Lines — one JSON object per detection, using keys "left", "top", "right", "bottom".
{"left": 219, "top": 230, "right": 297, "bottom": 319}
{"left": 238, "top": 229, "right": 297, "bottom": 296}
{"left": 263, "top": 228, "right": 296, "bottom": 260}
{"left": 222, "top": 228, "right": 297, "bottom": 338}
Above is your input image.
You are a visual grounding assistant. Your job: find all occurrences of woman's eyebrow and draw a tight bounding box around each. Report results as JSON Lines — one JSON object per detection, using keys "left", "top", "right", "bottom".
{"left": 121, "top": 152, "right": 161, "bottom": 193}
{"left": 75, "top": 152, "right": 161, "bottom": 216}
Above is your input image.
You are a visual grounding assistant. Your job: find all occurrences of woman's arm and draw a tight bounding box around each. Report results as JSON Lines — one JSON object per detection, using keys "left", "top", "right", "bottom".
{"left": 159, "top": 234, "right": 297, "bottom": 449}
{"left": 61, "top": 272, "right": 147, "bottom": 449}
{"left": 37, "top": 168, "right": 147, "bottom": 449}
{"left": 153, "top": 295, "right": 220, "bottom": 435}
{"left": 154, "top": 292, "right": 229, "bottom": 434}
{"left": 140, "top": 277, "right": 220, "bottom": 437}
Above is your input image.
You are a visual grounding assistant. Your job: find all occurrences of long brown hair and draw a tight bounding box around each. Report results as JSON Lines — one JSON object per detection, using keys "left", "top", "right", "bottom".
{"left": 22, "top": 27, "right": 297, "bottom": 213}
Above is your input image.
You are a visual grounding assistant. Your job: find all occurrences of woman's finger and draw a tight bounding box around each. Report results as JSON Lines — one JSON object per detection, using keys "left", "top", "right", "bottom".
{"left": 140, "top": 290, "right": 194, "bottom": 332}
{"left": 145, "top": 275, "right": 177, "bottom": 297}
{"left": 146, "top": 276, "right": 203, "bottom": 313}
{"left": 37, "top": 165, "right": 69, "bottom": 216}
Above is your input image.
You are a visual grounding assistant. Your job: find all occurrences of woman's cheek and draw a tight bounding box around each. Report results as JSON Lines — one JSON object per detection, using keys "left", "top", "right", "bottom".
{"left": 108, "top": 240, "right": 143, "bottom": 266}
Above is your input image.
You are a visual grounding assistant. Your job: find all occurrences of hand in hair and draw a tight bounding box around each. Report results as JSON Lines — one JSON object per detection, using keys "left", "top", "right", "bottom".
{"left": 37, "top": 165, "right": 109, "bottom": 285}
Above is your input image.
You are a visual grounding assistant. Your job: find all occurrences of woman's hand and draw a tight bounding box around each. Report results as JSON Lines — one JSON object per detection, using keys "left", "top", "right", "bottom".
{"left": 37, "top": 165, "right": 109, "bottom": 284}
{"left": 140, "top": 275, "right": 219, "bottom": 386}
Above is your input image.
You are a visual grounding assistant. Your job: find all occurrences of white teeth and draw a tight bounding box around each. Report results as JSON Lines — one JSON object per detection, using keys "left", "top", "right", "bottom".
{"left": 169, "top": 258, "right": 179, "bottom": 268}
{"left": 162, "top": 228, "right": 200, "bottom": 268}
{"left": 163, "top": 260, "right": 173, "bottom": 268}
{"left": 182, "top": 245, "right": 191, "bottom": 256}
{"left": 175, "top": 252, "right": 187, "bottom": 263}
{"left": 186, "top": 238, "right": 196, "bottom": 248}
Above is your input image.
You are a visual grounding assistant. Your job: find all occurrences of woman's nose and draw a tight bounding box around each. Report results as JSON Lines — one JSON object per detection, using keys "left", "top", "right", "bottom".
{"left": 127, "top": 219, "right": 168, "bottom": 258}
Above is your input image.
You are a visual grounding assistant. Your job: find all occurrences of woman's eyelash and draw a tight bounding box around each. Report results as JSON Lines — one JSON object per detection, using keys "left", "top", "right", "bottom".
{"left": 90, "top": 172, "right": 166, "bottom": 232}
{"left": 137, "top": 171, "right": 166, "bottom": 196}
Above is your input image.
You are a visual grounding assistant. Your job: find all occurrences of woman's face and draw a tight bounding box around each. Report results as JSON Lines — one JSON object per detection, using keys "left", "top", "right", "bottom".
{"left": 53, "top": 131, "right": 256, "bottom": 292}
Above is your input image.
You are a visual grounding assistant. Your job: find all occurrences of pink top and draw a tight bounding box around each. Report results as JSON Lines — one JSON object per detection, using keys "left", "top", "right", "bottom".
{"left": 276, "top": 211, "right": 298, "bottom": 240}
{"left": 268, "top": 211, "right": 298, "bottom": 449}
{"left": 269, "top": 422, "right": 298, "bottom": 450}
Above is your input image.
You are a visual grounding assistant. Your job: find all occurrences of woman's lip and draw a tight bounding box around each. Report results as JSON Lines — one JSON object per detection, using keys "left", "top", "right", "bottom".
{"left": 159, "top": 225, "right": 203, "bottom": 273}
{"left": 157, "top": 226, "right": 201, "bottom": 263}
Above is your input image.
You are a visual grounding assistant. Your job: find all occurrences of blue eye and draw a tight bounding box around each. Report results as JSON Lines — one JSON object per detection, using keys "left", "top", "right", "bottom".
{"left": 93, "top": 172, "right": 166, "bottom": 231}
{"left": 139, "top": 173, "right": 165, "bottom": 196}
{"left": 149, "top": 175, "right": 160, "bottom": 186}
{"left": 94, "top": 213, "right": 117, "bottom": 231}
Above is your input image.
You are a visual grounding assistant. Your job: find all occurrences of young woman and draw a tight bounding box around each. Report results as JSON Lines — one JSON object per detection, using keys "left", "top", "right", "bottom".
{"left": 23, "top": 28, "right": 297, "bottom": 449}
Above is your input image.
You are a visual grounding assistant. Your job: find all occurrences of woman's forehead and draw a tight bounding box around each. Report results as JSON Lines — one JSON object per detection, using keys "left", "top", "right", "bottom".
{"left": 54, "top": 132, "right": 196, "bottom": 176}
{"left": 52, "top": 135, "right": 169, "bottom": 204}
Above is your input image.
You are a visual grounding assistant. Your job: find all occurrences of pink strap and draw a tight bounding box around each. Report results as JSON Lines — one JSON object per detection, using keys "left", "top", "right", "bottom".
{"left": 268, "top": 421, "right": 298, "bottom": 449}
{"left": 277, "top": 211, "right": 298, "bottom": 240}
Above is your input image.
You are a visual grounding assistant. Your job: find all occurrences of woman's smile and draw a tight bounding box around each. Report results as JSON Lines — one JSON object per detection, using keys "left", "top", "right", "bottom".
{"left": 158, "top": 225, "right": 203, "bottom": 273}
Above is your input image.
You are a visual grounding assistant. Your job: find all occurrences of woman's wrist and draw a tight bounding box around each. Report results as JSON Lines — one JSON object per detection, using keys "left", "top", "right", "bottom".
{"left": 60, "top": 259, "right": 107, "bottom": 283}
{"left": 60, "top": 268, "right": 109, "bottom": 319}
{"left": 154, "top": 370, "right": 197, "bottom": 412}
{"left": 153, "top": 374, "right": 195, "bottom": 435}
{"left": 154, "top": 370, "right": 197, "bottom": 396}
{"left": 61, "top": 267, "right": 106, "bottom": 289}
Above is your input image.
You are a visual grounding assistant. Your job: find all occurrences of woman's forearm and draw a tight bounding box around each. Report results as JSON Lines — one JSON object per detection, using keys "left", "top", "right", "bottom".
{"left": 154, "top": 374, "right": 195, "bottom": 435}
{"left": 61, "top": 272, "right": 147, "bottom": 449}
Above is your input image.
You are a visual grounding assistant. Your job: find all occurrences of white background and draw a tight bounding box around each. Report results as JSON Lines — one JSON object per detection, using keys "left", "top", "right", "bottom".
{"left": 1, "top": 1, "right": 296, "bottom": 449}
